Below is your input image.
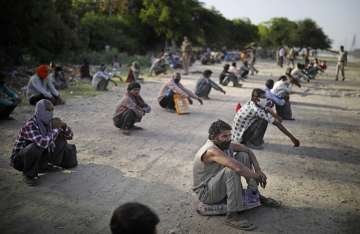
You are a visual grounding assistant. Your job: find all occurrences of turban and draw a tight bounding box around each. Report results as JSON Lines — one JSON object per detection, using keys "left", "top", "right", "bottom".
{"left": 37, "top": 65, "right": 49, "bottom": 80}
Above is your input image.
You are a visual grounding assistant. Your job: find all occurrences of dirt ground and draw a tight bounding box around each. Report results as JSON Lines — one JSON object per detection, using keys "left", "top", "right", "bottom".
{"left": 0, "top": 59, "right": 359, "bottom": 234}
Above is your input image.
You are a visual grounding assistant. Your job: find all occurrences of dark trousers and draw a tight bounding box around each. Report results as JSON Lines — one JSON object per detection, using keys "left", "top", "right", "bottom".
{"left": 159, "top": 90, "right": 175, "bottom": 110}
{"left": 241, "top": 119, "right": 268, "bottom": 146}
{"left": 240, "top": 70, "right": 249, "bottom": 78}
{"left": 96, "top": 79, "right": 110, "bottom": 91}
{"left": 113, "top": 109, "right": 137, "bottom": 130}
{"left": 12, "top": 136, "right": 67, "bottom": 178}
{"left": 29, "top": 95, "right": 63, "bottom": 106}
{"left": 276, "top": 101, "right": 292, "bottom": 120}
{"left": 0, "top": 104, "right": 17, "bottom": 119}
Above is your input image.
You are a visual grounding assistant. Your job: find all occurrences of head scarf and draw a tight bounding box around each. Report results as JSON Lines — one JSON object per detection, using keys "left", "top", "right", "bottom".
{"left": 35, "top": 99, "right": 53, "bottom": 137}
{"left": 37, "top": 64, "right": 49, "bottom": 80}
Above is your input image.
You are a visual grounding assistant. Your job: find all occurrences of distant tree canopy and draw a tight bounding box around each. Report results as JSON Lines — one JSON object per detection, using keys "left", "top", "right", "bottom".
{"left": 258, "top": 17, "right": 331, "bottom": 49}
{"left": 0, "top": 0, "right": 332, "bottom": 65}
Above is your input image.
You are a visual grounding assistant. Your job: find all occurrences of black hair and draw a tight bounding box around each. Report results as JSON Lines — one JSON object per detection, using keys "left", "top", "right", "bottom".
{"left": 265, "top": 79, "right": 274, "bottom": 89}
{"left": 208, "top": 120, "right": 232, "bottom": 140}
{"left": 110, "top": 202, "right": 159, "bottom": 234}
{"left": 223, "top": 64, "right": 230, "bottom": 71}
{"left": 203, "top": 69, "right": 213, "bottom": 77}
{"left": 127, "top": 82, "right": 141, "bottom": 92}
{"left": 232, "top": 62, "right": 237, "bottom": 67}
{"left": 251, "top": 88, "right": 266, "bottom": 99}
{"left": 278, "top": 75, "right": 288, "bottom": 81}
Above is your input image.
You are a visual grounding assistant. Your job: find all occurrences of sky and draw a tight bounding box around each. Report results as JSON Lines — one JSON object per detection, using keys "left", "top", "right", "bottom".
{"left": 201, "top": 0, "right": 360, "bottom": 49}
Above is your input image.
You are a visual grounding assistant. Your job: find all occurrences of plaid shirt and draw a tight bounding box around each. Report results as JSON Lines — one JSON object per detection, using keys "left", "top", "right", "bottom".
{"left": 11, "top": 116, "right": 73, "bottom": 161}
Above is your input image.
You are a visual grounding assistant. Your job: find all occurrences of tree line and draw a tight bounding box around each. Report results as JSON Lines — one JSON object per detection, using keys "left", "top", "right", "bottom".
{"left": 0, "top": 0, "right": 331, "bottom": 66}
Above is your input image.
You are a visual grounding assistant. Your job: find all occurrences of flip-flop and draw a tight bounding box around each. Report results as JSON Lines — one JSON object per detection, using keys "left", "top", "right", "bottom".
{"left": 225, "top": 218, "right": 257, "bottom": 231}
{"left": 260, "top": 196, "right": 281, "bottom": 208}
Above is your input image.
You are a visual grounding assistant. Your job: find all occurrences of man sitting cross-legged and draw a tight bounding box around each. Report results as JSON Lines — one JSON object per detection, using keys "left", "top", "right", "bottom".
{"left": 193, "top": 120, "right": 280, "bottom": 231}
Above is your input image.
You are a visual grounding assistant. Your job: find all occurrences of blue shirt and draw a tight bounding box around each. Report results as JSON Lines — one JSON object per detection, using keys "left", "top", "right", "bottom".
{"left": 264, "top": 87, "right": 285, "bottom": 106}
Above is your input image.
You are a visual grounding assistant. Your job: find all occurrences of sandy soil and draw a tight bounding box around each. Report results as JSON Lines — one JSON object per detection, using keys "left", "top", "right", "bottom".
{"left": 0, "top": 60, "right": 359, "bottom": 234}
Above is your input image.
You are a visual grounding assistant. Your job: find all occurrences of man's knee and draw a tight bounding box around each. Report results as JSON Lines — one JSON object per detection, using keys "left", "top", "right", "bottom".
{"left": 233, "top": 151, "right": 252, "bottom": 169}
{"left": 23, "top": 143, "right": 45, "bottom": 157}
{"left": 224, "top": 167, "right": 242, "bottom": 182}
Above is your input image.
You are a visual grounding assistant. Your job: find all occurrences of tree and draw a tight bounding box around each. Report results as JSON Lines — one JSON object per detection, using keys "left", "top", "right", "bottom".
{"left": 291, "top": 18, "right": 331, "bottom": 49}
{"left": 229, "top": 18, "right": 259, "bottom": 49}
{"left": 265, "top": 17, "right": 297, "bottom": 48}
{"left": 0, "top": 0, "right": 79, "bottom": 65}
{"left": 80, "top": 12, "right": 138, "bottom": 52}
{"left": 139, "top": 0, "right": 201, "bottom": 44}
{"left": 191, "top": 6, "right": 229, "bottom": 47}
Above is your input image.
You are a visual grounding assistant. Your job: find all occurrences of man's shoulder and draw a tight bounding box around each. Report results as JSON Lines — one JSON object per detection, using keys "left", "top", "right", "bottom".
{"left": 21, "top": 116, "right": 38, "bottom": 131}
{"left": 29, "top": 74, "right": 39, "bottom": 81}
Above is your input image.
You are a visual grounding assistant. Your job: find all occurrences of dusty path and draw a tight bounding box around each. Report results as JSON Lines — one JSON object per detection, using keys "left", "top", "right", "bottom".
{"left": 0, "top": 60, "right": 359, "bottom": 234}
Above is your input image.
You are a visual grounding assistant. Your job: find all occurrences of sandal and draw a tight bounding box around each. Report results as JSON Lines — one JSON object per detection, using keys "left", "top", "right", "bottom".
{"left": 260, "top": 196, "right": 281, "bottom": 208}
{"left": 225, "top": 218, "right": 257, "bottom": 231}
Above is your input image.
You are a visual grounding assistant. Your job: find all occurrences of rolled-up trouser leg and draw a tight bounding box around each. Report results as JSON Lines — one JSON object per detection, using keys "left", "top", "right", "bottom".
{"left": 241, "top": 118, "right": 268, "bottom": 146}
{"left": 199, "top": 167, "right": 244, "bottom": 213}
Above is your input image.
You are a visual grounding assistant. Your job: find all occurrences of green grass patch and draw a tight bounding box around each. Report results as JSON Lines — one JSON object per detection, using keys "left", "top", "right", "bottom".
{"left": 61, "top": 79, "right": 107, "bottom": 99}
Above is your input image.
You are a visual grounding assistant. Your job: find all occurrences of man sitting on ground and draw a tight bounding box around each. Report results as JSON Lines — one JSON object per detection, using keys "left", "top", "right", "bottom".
{"left": 265, "top": 79, "right": 294, "bottom": 120}
{"left": 80, "top": 59, "right": 91, "bottom": 80}
{"left": 158, "top": 72, "right": 202, "bottom": 113}
{"left": 113, "top": 82, "right": 151, "bottom": 135}
{"left": 291, "top": 63, "right": 310, "bottom": 82}
{"left": 232, "top": 89, "right": 300, "bottom": 149}
{"left": 195, "top": 69, "right": 225, "bottom": 99}
{"left": 10, "top": 99, "right": 76, "bottom": 186}
{"left": 0, "top": 72, "right": 21, "bottom": 120}
{"left": 126, "top": 61, "right": 141, "bottom": 83}
{"left": 193, "top": 120, "right": 280, "bottom": 231}
{"left": 110, "top": 202, "right": 159, "bottom": 234}
{"left": 219, "top": 64, "right": 242, "bottom": 87}
{"left": 49, "top": 63, "right": 68, "bottom": 90}
{"left": 27, "top": 64, "right": 65, "bottom": 105}
{"left": 92, "top": 64, "right": 117, "bottom": 91}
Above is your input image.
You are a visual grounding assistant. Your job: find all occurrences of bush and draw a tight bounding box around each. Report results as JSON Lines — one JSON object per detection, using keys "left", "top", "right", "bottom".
{"left": 57, "top": 48, "right": 151, "bottom": 68}
{"left": 79, "top": 12, "right": 140, "bottom": 53}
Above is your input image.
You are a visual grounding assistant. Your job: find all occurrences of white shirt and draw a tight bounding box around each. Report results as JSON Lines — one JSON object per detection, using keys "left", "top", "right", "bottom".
{"left": 279, "top": 48, "right": 286, "bottom": 57}
{"left": 92, "top": 71, "right": 111, "bottom": 88}
{"left": 271, "top": 80, "right": 292, "bottom": 97}
{"left": 228, "top": 65, "right": 239, "bottom": 75}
